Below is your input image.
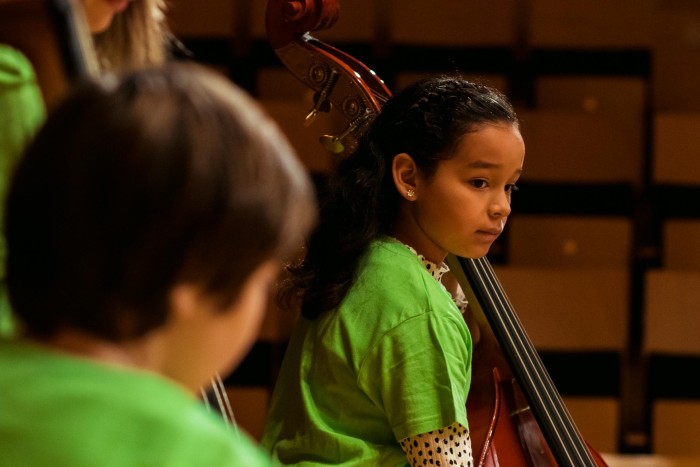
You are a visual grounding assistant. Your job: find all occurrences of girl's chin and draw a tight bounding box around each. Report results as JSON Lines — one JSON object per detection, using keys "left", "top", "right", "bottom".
{"left": 455, "top": 247, "right": 491, "bottom": 260}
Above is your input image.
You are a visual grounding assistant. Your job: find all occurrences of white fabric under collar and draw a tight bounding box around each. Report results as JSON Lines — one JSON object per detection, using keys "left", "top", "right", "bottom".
{"left": 398, "top": 240, "right": 468, "bottom": 314}
{"left": 401, "top": 243, "right": 450, "bottom": 282}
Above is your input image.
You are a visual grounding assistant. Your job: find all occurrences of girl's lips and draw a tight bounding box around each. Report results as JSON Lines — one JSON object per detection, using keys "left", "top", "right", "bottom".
{"left": 476, "top": 230, "right": 500, "bottom": 242}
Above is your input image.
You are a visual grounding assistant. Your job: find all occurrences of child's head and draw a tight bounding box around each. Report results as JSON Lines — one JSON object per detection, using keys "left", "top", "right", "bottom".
{"left": 348, "top": 75, "right": 520, "bottom": 234}
{"left": 5, "top": 62, "right": 316, "bottom": 384}
{"left": 290, "top": 75, "right": 522, "bottom": 318}
{"left": 385, "top": 77, "right": 524, "bottom": 261}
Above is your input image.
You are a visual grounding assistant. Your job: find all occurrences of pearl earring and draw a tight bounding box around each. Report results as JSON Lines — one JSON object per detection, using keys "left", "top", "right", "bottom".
{"left": 406, "top": 189, "right": 415, "bottom": 198}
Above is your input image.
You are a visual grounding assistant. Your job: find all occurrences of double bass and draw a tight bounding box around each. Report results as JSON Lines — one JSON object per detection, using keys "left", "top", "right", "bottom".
{"left": 265, "top": 1, "right": 609, "bottom": 466}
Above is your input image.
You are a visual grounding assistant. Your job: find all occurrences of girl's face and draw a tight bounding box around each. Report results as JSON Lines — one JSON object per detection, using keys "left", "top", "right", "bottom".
{"left": 395, "top": 123, "right": 525, "bottom": 263}
{"left": 81, "top": 0, "right": 132, "bottom": 33}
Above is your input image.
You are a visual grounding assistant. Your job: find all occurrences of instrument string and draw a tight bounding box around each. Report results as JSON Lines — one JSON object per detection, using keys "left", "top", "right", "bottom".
{"left": 201, "top": 373, "right": 240, "bottom": 439}
{"left": 468, "top": 257, "right": 596, "bottom": 466}
{"left": 473, "top": 256, "right": 590, "bottom": 464}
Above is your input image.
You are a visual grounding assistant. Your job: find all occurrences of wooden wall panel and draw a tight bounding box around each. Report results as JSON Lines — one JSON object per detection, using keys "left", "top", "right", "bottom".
{"left": 507, "top": 215, "right": 632, "bottom": 268}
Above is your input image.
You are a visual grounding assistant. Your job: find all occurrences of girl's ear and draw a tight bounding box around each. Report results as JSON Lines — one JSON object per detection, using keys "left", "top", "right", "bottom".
{"left": 169, "top": 284, "right": 201, "bottom": 321}
{"left": 392, "top": 153, "right": 419, "bottom": 201}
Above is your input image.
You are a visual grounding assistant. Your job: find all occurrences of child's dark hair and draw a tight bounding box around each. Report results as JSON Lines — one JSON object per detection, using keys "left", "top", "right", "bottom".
{"left": 5, "top": 62, "right": 316, "bottom": 340}
{"left": 281, "top": 75, "right": 518, "bottom": 319}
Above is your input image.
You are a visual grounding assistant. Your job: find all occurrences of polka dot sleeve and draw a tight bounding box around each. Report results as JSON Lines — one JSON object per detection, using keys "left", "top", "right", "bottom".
{"left": 400, "top": 422, "right": 473, "bottom": 466}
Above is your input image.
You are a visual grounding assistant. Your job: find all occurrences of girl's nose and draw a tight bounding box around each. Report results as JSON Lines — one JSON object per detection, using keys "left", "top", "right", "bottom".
{"left": 489, "top": 191, "right": 512, "bottom": 218}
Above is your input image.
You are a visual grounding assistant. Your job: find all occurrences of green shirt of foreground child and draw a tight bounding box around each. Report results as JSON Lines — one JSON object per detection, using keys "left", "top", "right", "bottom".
{"left": 0, "top": 340, "right": 270, "bottom": 466}
{"left": 0, "top": 62, "right": 316, "bottom": 466}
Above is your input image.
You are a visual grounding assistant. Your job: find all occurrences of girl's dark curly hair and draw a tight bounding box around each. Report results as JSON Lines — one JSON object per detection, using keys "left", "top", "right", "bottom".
{"left": 281, "top": 75, "right": 519, "bottom": 319}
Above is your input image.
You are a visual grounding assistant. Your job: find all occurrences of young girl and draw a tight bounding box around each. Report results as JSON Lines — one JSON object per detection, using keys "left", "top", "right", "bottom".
{"left": 261, "top": 75, "right": 525, "bottom": 466}
{"left": 0, "top": 62, "right": 316, "bottom": 466}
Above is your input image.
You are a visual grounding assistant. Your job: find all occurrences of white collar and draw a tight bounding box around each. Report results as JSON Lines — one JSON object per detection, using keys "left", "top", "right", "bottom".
{"left": 400, "top": 243, "right": 450, "bottom": 282}
{"left": 396, "top": 239, "right": 468, "bottom": 315}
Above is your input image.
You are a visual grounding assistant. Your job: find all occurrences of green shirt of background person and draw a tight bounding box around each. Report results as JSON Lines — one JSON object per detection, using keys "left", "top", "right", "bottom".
{"left": 0, "top": 45, "right": 45, "bottom": 337}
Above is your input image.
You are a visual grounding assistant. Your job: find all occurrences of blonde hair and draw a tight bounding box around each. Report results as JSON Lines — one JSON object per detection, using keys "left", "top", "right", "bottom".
{"left": 92, "top": 0, "right": 170, "bottom": 72}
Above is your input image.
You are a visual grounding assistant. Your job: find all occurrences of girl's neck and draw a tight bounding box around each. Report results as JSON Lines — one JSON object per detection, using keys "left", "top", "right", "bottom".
{"left": 389, "top": 205, "right": 448, "bottom": 264}
{"left": 389, "top": 231, "right": 447, "bottom": 264}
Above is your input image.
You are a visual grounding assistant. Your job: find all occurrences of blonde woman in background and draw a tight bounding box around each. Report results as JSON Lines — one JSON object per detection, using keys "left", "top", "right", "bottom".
{"left": 85, "top": 0, "right": 172, "bottom": 72}
{"left": 0, "top": 0, "right": 174, "bottom": 335}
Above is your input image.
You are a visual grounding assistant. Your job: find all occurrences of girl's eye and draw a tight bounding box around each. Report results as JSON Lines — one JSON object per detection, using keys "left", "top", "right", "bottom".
{"left": 471, "top": 179, "right": 488, "bottom": 189}
{"left": 505, "top": 184, "right": 519, "bottom": 194}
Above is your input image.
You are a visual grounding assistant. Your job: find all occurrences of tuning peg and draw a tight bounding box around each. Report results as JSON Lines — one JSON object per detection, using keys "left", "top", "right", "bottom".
{"left": 319, "top": 110, "right": 373, "bottom": 154}
{"left": 304, "top": 66, "right": 339, "bottom": 126}
{"left": 319, "top": 134, "right": 344, "bottom": 153}
{"left": 305, "top": 96, "right": 331, "bottom": 126}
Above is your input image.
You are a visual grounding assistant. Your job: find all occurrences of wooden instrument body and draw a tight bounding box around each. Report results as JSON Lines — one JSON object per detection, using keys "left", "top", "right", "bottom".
{"left": 448, "top": 256, "right": 608, "bottom": 466}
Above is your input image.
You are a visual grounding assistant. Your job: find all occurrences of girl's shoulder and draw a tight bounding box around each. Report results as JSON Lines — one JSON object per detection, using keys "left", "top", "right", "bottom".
{"left": 349, "top": 237, "right": 454, "bottom": 314}
{"left": 366, "top": 236, "right": 421, "bottom": 267}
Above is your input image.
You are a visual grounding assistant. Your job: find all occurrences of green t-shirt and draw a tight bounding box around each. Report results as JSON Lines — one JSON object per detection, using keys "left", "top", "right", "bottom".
{"left": 262, "top": 237, "right": 472, "bottom": 466}
{"left": 0, "top": 339, "right": 273, "bottom": 467}
{"left": 0, "top": 45, "right": 46, "bottom": 338}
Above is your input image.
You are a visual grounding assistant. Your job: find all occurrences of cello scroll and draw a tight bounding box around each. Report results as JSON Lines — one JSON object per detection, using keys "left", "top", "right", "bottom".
{"left": 266, "top": 0, "right": 390, "bottom": 155}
